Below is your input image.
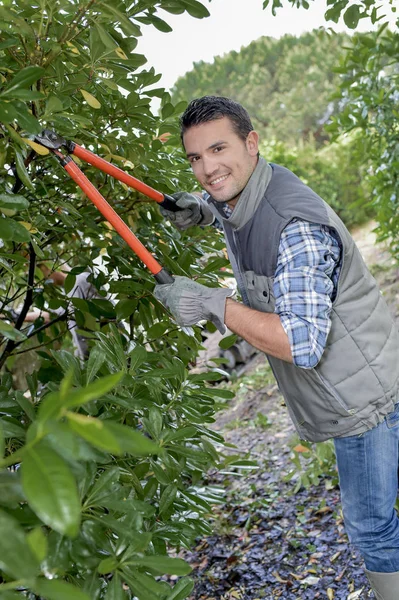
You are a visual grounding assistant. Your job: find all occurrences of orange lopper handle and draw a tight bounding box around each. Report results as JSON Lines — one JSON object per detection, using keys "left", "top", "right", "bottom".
{"left": 64, "top": 158, "right": 165, "bottom": 277}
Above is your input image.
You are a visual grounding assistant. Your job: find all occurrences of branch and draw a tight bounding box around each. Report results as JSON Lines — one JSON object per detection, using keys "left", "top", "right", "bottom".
{"left": 0, "top": 243, "right": 36, "bottom": 369}
{"left": 12, "top": 318, "right": 68, "bottom": 356}
{"left": 58, "top": 0, "right": 97, "bottom": 45}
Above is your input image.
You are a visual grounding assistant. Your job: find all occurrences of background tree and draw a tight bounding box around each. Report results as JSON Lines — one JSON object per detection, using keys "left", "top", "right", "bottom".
{"left": 171, "top": 28, "right": 374, "bottom": 227}
{"left": 262, "top": 0, "right": 399, "bottom": 252}
{"left": 171, "top": 30, "right": 349, "bottom": 145}
{"left": 0, "top": 1, "right": 251, "bottom": 599}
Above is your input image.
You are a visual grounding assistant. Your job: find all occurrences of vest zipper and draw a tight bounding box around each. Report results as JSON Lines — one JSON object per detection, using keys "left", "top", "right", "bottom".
{"left": 232, "top": 230, "right": 250, "bottom": 306}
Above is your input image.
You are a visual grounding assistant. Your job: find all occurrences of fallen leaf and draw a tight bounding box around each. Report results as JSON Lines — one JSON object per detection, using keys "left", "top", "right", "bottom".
{"left": 272, "top": 571, "right": 289, "bottom": 584}
{"left": 331, "top": 551, "right": 341, "bottom": 562}
{"left": 348, "top": 590, "right": 364, "bottom": 600}
{"left": 293, "top": 444, "right": 310, "bottom": 453}
{"left": 301, "top": 576, "right": 320, "bottom": 586}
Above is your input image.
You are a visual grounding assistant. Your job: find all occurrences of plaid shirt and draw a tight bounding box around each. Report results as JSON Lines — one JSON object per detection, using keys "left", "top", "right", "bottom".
{"left": 221, "top": 205, "right": 341, "bottom": 369}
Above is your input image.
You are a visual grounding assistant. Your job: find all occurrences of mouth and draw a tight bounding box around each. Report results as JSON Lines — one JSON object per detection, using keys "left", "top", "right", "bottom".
{"left": 209, "top": 174, "right": 229, "bottom": 187}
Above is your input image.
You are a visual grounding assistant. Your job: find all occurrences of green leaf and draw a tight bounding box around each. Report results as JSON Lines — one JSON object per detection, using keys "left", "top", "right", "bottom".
{"left": 0, "top": 37, "right": 18, "bottom": 51}
{"left": 85, "top": 466, "right": 120, "bottom": 505}
{"left": 343, "top": 4, "right": 361, "bottom": 29}
{"left": 0, "top": 320, "right": 27, "bottom": 341}
{"left": 45, "top": 95, "right": 64, "bottom": 115}
{"left": 0, "top": 470, "right": 25, "bottom": 508}
{"left": 15, "top": 390, "right": 36, "bottom": 421}
{"left": 33, "top": 579, "right": 91, "bottom": 600}
{"left": 218, "top": 334, "right": 238, "bottom": 350}
{"left": 159, "top": 484, "right": 177, "bottom": 516}
{"left": 100, "top": 4, "right": 141, "bottom": 36}
{"left": 148, "top": 15, "right": 173, "bottom": 33}
{"left": 123, "top": 568, "right": 170, "bottom": 597}
{"left": 94, "top": 22, "right": 119, "bottom": 49}
{"left": 8, "top": 89, "right": 44, "bottom": 101}
{"left": 27, "top": 527, "right": 48, "bottom": 562}
{"left": 21, "top": 442, "right": 81, "bottom": 537}
{"left": 0, "top": 417, "right": 26, "bottom": 439}
{"left": 0, "top": 592, "right": 24, "bottom": 600}
{"left": 1, "top": 66, "right": 45, "bottom": 97}
{"left": 183, "top": 0, "right": 210, "bottom": 19}
{"left": 148, "top": 406, "right": 163, "bottom": 438}
{"left": 16, "top": 102, "right": 43, "bottom": 134}
{"left": 63, "top": 372, "right": 123, "bottom": 408}
{"left": 0, "top": 100, "right": 18, "bottom": 123}
{"left": 0, "top": 508, "right": 39, "bottom": 579}
{"left": 66, "top": 412, "right": 159, "bottom": 456}
{"left": 0, "top": 193, "right": 29, "bottom": 212}
{"left": 161, "top": 102, "right": 174, "bottom": 119}
{"left": 86, "top": 346, "right": 106, "bottom": 383}
{"left": 0, "top": 215, "right": 31, "bottom": 242}
{"left": 166, "top": 577, "right": 194, "bottom": 600}
{"left": 106, "top": 421, "right": 161, "bottom": 455}
{"left": 66, "top": 413, "right": 122, "bottom": 454}
{"left": 104, "top": 574, "right": 126, "bottom": 600}
{"left": 129, "top": 556, "right": 192, "bottom": 575}
{"left": 4, "top": 123, "right": 25, "bottom": 147}
{"left": 98, "top": 556, "right": 119, "bottom": 574}
{"left": 15, "top": 150, "right": 34, "bottom": 190}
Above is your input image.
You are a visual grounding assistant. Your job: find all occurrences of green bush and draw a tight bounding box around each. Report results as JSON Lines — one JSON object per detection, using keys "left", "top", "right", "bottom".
{"left": 260, "top": 135, "right": 374, "bottom": 229}
{"left": 0, "top": 1, "right": 246, "bottom": 598}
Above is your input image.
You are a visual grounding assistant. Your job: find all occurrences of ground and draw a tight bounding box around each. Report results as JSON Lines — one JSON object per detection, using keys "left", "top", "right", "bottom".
{"left": 183, "top": 221, "right": 399, "bottom": 600}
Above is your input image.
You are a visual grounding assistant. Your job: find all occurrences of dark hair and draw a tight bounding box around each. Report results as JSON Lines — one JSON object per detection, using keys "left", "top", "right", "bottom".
{"left": 180, "top": 96, "right": 254, "bottom": 144}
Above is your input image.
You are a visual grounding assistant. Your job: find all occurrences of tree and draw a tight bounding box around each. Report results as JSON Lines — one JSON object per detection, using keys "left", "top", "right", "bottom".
{"left": 262, "top": 0, "right": 399, "bottom": 255}
{"left": 0, "top": 1, "right": 246, "bottom": 598}
{"left": 171, "top": 30, "right": 349, "bottom": 145}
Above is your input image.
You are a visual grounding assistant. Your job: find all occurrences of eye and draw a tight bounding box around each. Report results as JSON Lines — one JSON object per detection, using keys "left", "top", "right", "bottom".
{"left": 189, "top": 156, "right": 200, "bottom": 164}
{"left": 213, "top": 145, "right": 224, "bottom": 153}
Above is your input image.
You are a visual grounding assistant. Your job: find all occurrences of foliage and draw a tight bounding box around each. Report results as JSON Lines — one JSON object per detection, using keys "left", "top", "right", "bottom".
{"left": 0, "top": 0, "right": 253, "bottom": 598}
{"left": 171, "top": 29, "right": 349, "bottom": 146}
{"left": 262, "top": 0, "right": 396, "bottom": 29}
{"left": 327, "top": 25, "right": 399, "bottom": 257}
{"left": 284, "top": 438, "right": 338, "bottom": 493}
{"left": 261, "top": 135, "right": 374, "bottom": 229}
{"left": 263, "top": 0, "right": 399, "bottom": 257}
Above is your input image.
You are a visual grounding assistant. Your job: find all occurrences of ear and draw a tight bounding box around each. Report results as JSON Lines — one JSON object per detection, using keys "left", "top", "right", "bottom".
{"left": 246, "top": 130, "right": 259, "bottom": 157}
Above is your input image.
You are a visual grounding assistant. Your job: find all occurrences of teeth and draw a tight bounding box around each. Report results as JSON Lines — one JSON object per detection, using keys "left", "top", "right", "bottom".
{"left": 211, "top": 175, "right": 228, "bottom": 185}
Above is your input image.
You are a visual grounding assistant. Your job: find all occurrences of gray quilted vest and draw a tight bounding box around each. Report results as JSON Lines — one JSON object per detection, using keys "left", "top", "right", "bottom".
{"left": 210, "top": 163, "right": 399, "bottom": 442}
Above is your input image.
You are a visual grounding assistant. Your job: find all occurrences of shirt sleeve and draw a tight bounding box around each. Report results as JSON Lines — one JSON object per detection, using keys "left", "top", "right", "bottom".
{"left": 273, "top": 219, "right": 342, "bottom": 369}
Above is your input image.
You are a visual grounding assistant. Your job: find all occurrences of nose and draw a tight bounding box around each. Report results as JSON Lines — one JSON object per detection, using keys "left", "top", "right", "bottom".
{"left": 202, "top": 154, "right": 218, "bottom": 178}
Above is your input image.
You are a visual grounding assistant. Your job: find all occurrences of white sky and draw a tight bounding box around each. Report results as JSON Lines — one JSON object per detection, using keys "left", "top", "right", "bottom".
{"left": 137, "top": 0, "right": 397, "bottom": 94}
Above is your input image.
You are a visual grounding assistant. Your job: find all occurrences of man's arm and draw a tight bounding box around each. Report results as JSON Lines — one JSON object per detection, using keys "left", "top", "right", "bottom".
{"left": 225, "top": 298, "right": 293, "bottom": 362}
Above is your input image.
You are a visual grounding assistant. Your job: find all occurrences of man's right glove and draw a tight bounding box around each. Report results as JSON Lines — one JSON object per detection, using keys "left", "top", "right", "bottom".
{"left": 153, "top": 275, "right": 235, "bottom": 334}
{"left": 160, "top": 192, "right": 214, "bottom": 230}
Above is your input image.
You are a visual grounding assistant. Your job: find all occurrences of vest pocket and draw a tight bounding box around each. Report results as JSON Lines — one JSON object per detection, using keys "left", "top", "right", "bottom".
{"left": 244, "top": 271, "right": 274, "bottom": 312}
{"left": 315, "top": 371, "right": 353, "bottom": 417}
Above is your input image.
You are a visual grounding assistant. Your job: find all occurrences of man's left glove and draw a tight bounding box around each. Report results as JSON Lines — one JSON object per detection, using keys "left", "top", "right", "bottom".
{"left": 153, "top": 276, "right": 235, "bottom": 334}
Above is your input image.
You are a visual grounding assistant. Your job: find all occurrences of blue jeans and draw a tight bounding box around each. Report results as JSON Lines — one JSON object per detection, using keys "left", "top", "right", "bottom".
{"left": 334, "top": 403, "right": 399, "bottom": 572}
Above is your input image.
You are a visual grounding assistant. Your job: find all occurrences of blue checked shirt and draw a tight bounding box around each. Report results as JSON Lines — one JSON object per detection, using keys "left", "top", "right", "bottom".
{"left": 221, "top": 205, "right": 342, "bottom": 369}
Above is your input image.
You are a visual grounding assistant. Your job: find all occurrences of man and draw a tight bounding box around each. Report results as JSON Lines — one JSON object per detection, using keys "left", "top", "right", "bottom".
{"left": 154, "top": 96, "right": 399, "bottom": 599}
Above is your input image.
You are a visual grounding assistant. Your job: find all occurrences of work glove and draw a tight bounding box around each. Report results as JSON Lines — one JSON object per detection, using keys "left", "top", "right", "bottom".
{"left": 160, "top": 192, "right": 214, "bottom": 230}
{"left": 154, "top": 276, "right": 235, "bottom": 334}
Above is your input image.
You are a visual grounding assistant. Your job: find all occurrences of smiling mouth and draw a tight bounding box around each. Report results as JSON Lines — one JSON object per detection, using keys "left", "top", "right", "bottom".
{"left": 210, "top": 174, "right": 229, "bottom": 186}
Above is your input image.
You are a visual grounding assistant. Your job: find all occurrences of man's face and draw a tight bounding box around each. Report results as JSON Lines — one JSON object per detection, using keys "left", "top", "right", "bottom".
{"left": 183, "top": 116, "right": 259, "bottom": 207}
